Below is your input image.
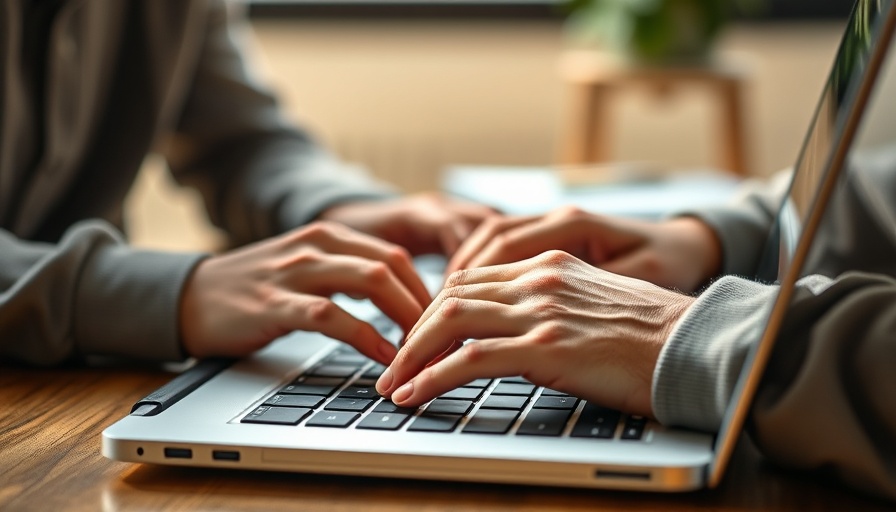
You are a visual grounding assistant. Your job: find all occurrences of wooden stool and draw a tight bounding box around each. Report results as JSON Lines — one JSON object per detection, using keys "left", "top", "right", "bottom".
{"left": 559, "top": 50, "right": 751, "bottom": 176}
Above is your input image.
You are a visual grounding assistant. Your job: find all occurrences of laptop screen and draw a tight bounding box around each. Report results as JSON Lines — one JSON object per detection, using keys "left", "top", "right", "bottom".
{"left": 755, "top": 0, "right": 895, "bottom": 283}
{"left": 709, "top": 0, "right": 896, "bottom": 487}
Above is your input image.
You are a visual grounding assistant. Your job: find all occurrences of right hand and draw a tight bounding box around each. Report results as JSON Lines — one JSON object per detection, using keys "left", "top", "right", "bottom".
{"left": 446, "top": 207, "right": 723, "bottom": 293}
{"left": 179, "top": 222, "right": 432, "bottom": 364}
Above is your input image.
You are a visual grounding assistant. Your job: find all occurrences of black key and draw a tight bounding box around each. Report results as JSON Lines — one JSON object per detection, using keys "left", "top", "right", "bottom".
{"left": 462, "top": 409, "right": 519, "bottom": 434}
{"left": 533, "top": 395, "right": 578, "bottom": 410}
{"left": 516, "top": 408, "right": 572, "bottom": 436}
{"left": 241, "top": 406, "right": 311, "bottom": 425}
{"left": 621, "top": 415, "right": 648, "bottom": 440}
{"left": 439, "top": 387, "right": 483, "bottom": 400}
{"left": 353, "top": 378, "right": 378, "bottom": 387}
{"left": 306, "top": 411, "right": 359, "bottom": 428}
{"left": 480, "top": 395, "right": 528, "bottom": 410}
{"left": 307, "top": 364, "right": 360, "bottom": 378}
{"left": 263, "top": 394, "right": 324, "bottom": 409}
{"left": 325, "top": 398, "right": 374, "bottom": 412}
{"left": 338, "top": 386, "right": 379, "bottom": 400}
{"left": 373, "top": 400, "right": 417, "bottom": 414}
{"left": 499, "top": 376, "right": 531, "bottom": 384}
{"left": 356, "top": 412, "right": 411, "bottom": 430}
{"left": 279, "top": 382, "right": 340, "bottom": 396}
{"left": 361, "top": 364, "right": 386, "bottom": 379}
{"left": 462, "top": 378, "right": 492, "bottom": 388}
{"left": 571, "top": 403, "right": 621, "bottom": 439}
{"left": 407, "top": 413, "right": 462, "bottom": 432}
{"left": 425, "top": 399, "right": 473, "bottom": 415}
{"left": 492, "top": 383, "right": 536, "bottom": 396}
{"left": 540, "top": 388, "right": 569, "bottom": 397}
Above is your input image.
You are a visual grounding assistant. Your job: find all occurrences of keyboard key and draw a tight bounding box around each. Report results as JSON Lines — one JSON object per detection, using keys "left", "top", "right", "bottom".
{"left": 263, "top": 394, "right": 324, "bottom": 408}
{"left": 241, "top": 406, "right": 311, "bottom": 425}
{"left": 306, "top": 411, "right": 360, "bottom": 428}
{"left": 357, "top": 412, "right": 411, "bottom": 431}
{"left": 372, "top": 400, "right": 417, "bottom": 414}
{"left": 516, "top": 408, "right": 572, "bottom": 436}
{"left": 325, "top": 398, "right": 374, "bottom": 412}
{"left": 361, "top": 364, "right": 387, "bottom": 379}
{"left": 462, "top": 379, "right": 493, "bottom": 388}
{"left": 621, "top": 415, "right": 648, "bottom": 440}
{"left": 480, "top": 395, "right": 528, "bottom": 410}
{"left": 462, "top": 409, "right": 520, "bottom": 434}
{"left": 499, "top": 376, "right": 531, "bottom": 384}
{"left": 425, "top": 399, "right": 474, "bottom": 415}
{"left": 533, "top": 396, "right": 578, "bottom": 410}
{"left": 279, "top": 382, "right": 340, "bottom": 396}
{"left": 307, "top": 364, "right": 360, "bottom": 378}
{"left": 492, "top": 383, "right": 536, "bottom": 396}
{"left": 407, "top": 413, "right": 462, "bottom": 432}
{"left": 338, "top": 386, "right": 379, "bottom": 400}
{"left": 570, "top": 404, "right": 620, "bottom": 439}
{"left": 439, "top": 387, "right": 484, "bottom": 400}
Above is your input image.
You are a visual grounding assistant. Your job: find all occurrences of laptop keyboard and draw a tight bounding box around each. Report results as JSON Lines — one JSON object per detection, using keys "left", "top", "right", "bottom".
{"left": 240, "top": 345, "right": 648, "bottom": 441}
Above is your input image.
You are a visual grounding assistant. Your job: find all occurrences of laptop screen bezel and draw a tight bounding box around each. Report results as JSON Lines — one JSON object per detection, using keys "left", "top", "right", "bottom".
{"left": 707, "top": 0, "right": 896, "bottom": 488}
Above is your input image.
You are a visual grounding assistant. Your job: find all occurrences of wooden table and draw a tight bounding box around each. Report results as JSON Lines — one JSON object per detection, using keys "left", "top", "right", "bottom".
{"left": 1, "top": 364, "right": 891, "bottom": 511}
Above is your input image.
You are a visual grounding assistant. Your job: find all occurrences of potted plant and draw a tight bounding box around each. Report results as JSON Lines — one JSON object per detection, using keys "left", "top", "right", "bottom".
{"left": 564, "top": 0, "right": 763, "bottom": 64}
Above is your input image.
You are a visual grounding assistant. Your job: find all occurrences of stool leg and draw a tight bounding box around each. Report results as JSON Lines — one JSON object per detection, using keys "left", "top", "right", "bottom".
{"left": 718, "top": 79, "right": 748, "bottom": 176}
{"left": 562, "top": 82, "right": 612, "bottom": 165}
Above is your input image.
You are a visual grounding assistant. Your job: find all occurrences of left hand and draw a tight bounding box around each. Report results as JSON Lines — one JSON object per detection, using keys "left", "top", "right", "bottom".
{"left": 317, "top": 192, "right": 496, "bottom": 257}
{"left": 375, "top": 250, "right": 696, "bottom": 417}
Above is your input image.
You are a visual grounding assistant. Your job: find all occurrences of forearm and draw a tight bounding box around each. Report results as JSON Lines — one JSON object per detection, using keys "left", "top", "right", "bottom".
{"left": 164, "top": 1, "right": 395, "bottom": 246}
{"left": 653, "top": 272, "right": 896, "bottom": 501}
{"left": 0, "top": 222, "right": 205, "bottom": 365}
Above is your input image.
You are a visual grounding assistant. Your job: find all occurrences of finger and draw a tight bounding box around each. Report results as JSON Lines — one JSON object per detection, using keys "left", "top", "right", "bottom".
{"left": 281, "top": 294, "right": 397, "bottom": 366}
{"left": 299, "top": 253, "right": 426, "bottom": 334}
{"left": 446, "top": 215, "right": 535, "bottom": 274}
{"left": 389, "top": 337, "right": 531, "bottom": 407}
{"left": 464, "top": 215, "right": 591, "bottom": 270}
{"left": 301, "top": 224, "right": 432, "bottom": 307}
{"left": 379, "top": 299, "right": 525, "bottom": 397}
{"left": 403, "top": 276, "right": 527, "bottom": 343}
{"left": 436, "top": 220, "right": 472, "bottom": 257}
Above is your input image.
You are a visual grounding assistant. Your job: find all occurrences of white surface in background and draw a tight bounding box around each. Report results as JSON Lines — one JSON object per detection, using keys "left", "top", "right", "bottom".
{"left": 443, "top": 165, "right": 742, "bottom": 219}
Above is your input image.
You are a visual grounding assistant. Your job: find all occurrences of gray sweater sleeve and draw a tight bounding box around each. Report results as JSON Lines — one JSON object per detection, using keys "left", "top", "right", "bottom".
{"left": 653, "top": 272, "right": 896, "bottom": 501}
{"left": 163, "top": 1, "right": 396, "bottom": 247}
{"left": 0, "top": 221, "right": 206, "bottom": 365}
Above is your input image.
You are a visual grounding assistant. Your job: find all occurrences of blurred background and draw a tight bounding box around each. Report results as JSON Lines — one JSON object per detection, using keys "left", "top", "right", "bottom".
{"left": 126, "top": 0, "right": 855, "bottom": 251}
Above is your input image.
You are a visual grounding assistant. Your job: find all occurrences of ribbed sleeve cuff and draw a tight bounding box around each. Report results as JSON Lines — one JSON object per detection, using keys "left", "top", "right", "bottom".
{"left": 74, "top": 243, "right": 208, "bottom": 362}
{"left": 652, "top": 276, "right": 778, "bottom": 432}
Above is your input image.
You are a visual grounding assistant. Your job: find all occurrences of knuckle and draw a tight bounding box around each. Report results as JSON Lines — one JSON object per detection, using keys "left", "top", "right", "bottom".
{"left": 458, "top": 340, "right": 486, "bottom": 365}
{"left": 440, "top": 297, "right": 465, "bottom": 320}
{"left": 385, "top": 246, "right": 413, "bottom": 267}
{"left": 363, "top": 261, "right": 391, "bottom": 284}
{"left": 522, "top": 269, "right": 566, "bottom": 293}
{"left": 305, "top": 298, "right": 337, "bottom": 324}
{"left": 531, "top": 322, "right": 566, "bottom": 346}
{"left": 444, "top": 268, "right": 470, "bottom": 289}
{"left": 539, "top": 249, "right": 574, "bottom": 267}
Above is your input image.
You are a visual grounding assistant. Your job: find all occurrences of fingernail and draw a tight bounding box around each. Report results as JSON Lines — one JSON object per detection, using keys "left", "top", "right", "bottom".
{"left": 376, "top": 367, "right": 393, "bottom": 395}
{"left": 392, "top": 381, "right": 414, "bottom": 404}
{"left": 378, "top": 342, "right": 397, "bottom": 363}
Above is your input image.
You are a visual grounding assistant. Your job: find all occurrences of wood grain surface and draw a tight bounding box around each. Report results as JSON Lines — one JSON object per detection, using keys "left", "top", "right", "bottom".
{"left": 0, "top": 365, "right": 891, "bottom": 511}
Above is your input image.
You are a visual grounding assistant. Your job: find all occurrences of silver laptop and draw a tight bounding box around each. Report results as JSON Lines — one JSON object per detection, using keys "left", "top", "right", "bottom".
{"left": 102, "top": 0, "right": 896, "bottom": 492}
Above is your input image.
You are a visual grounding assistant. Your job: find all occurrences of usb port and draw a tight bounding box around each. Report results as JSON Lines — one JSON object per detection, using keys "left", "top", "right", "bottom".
{"left": 212, "top": 450, "right": 240, "bottom": 462}
{"left": 163, "top": 447, "right": 193, "bottom": 459}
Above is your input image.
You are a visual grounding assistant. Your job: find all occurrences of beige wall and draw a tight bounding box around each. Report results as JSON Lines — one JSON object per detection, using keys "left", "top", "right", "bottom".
{"left": 125, "top": 18, "right": 847, "bottom": 251}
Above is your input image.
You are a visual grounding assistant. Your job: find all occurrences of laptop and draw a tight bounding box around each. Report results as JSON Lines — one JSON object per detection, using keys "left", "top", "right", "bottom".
{"left": 102, "top": 0, "right": 896, "bottom": 491}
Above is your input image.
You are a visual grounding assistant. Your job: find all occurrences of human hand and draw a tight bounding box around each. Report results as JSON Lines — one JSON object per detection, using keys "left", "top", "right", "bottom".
{"left": 179, "top": 222, "right": 432, "bottom": 364}
{"left": 446, "top": 206, "right": 722, "bottom": 293}
{"left": 317, "top": 192, "right": 496, "bottom": 257}
{"left": 376, "top": 250, "right": 695, "bottom": 417}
